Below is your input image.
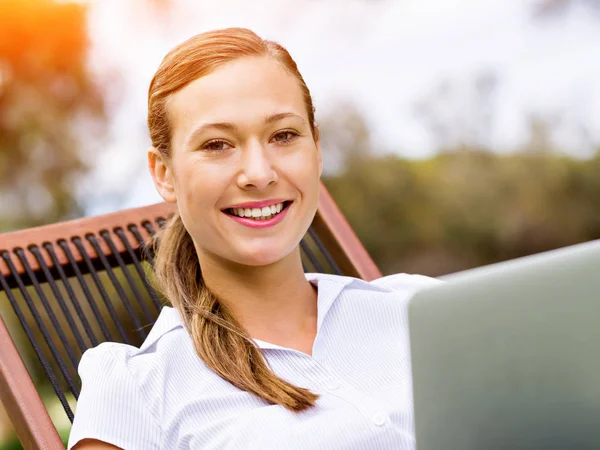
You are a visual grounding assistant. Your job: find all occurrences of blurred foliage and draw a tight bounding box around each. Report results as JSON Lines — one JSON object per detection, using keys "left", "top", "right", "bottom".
{"left": 324, "top": 149, "right": 600, "bottom": 276}
{"left": 320, "top": 104, "right": 600, "bottom": 276}
{"left": 0, "top": 0, "right": 105, "bottom": 232}
{"left": 0, "top": 437, "right": 23, "bottom": 450}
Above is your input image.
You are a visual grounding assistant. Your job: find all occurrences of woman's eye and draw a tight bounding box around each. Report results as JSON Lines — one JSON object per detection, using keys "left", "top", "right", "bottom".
{"left": 272, "top": 131, "right": 298, "bottom": 144}
{"left": 202, "top": 140, "right": 232, "bottom": 152}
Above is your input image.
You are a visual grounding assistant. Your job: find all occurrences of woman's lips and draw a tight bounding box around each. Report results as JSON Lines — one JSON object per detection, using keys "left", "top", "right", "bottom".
{"left": 225, "top": 198, "right": 288, "bottom": 210}
{"left": 223, "top": 202, "right": 291, "bottom": 229}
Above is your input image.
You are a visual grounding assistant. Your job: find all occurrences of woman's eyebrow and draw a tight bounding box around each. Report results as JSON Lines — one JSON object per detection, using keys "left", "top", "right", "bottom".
{"left": 264, "top": 112, "right": 306, "bottom": 125}
{"left": 186, "top": 112, "right": 306, "bottom": 148}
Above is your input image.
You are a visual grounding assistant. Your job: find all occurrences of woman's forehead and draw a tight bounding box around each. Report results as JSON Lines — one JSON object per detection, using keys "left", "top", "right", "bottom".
{"left": 168, "top": 56, "right": 307, "bottom": 130}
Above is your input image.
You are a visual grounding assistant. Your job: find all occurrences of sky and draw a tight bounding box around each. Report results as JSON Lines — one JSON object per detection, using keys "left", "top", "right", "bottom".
{"left": 81, "top": 0, "right": 600, "bottom": 214}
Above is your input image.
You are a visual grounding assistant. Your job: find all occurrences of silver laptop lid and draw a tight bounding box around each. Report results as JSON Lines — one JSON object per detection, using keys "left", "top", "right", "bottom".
{"left": 409, "top": 240, "right": 600, "bottom": 450}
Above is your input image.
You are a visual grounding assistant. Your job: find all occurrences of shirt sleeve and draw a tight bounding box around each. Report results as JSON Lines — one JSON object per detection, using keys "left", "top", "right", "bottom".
{"left": 67, "top": 343, "right": 162, "bottom": 450}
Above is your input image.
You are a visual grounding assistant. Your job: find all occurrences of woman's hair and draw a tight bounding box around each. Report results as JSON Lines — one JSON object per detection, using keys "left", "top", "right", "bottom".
{"left": 148, "top": 28, "right": 318, "bottom": 412}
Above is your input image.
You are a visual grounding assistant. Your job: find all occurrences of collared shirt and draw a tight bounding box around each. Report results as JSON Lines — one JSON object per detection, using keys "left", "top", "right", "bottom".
{"left": 67, "top": 272, "right": 440, "bottom": 450}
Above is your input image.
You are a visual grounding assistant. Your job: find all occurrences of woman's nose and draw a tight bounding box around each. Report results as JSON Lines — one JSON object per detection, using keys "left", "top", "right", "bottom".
{"left": 236, "top": 141, "right": 278, "bottom": 190}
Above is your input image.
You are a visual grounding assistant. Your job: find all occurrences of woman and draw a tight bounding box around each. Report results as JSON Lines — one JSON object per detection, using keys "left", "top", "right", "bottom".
{"left": 68, "top": 27, "right": 439, "bottom": 450}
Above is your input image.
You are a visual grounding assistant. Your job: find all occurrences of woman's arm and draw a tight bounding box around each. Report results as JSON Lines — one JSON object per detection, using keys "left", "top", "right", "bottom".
{"left": 73, "top": 438, "right": 123, "bottom": 450}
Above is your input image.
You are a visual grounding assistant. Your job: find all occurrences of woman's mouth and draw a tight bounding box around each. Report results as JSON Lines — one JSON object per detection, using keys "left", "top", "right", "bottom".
{"left": 224, "top": 201, "right": 292, "bottom": 221}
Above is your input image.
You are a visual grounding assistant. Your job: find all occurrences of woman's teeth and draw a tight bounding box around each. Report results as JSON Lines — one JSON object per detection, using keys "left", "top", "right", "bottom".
{"left": 229, "top": 202, "right": 285, "bottom": 220}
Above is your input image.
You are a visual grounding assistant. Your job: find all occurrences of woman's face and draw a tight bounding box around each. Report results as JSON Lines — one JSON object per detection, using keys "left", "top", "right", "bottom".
{"left": 149, "top": 56, "right": 322, "bottom": 268}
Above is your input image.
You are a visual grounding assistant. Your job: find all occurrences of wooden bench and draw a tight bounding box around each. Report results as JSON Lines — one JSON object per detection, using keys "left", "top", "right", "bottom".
{"left": 0, "top": 182, "right": 380, "bottom": 450}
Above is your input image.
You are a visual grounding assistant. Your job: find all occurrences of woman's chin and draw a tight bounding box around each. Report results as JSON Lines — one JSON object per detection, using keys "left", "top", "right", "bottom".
{"left": 236, "top": 253, "right": 288, "bottom": 268}
{"left": 232, "top": 244, "right": 298, "bottom": 268}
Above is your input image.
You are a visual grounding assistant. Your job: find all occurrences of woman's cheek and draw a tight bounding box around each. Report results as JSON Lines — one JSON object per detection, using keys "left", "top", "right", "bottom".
{"left": 282, "top": 146, "right": 319, "bottom": 175}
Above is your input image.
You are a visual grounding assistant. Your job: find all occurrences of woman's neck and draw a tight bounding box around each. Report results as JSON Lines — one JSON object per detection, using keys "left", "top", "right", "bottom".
{"left": 199, "top": 249, "right": 319, "bottom": 354}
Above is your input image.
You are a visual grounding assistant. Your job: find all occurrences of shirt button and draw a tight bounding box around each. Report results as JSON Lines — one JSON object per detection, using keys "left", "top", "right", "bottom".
{"left": 372, "top": 412, "right": 387, "bottom": 426}
{"left": 326, "top": 379, "right": 340, "bottom": 390}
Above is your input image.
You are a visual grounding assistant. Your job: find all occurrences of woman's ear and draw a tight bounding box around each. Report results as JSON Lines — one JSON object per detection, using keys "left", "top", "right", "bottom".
{"left": 148, "top": 147, "right": 177, "bottom": 203}
{"left": 314, "top": 124, "right": 323, "bottom": 177}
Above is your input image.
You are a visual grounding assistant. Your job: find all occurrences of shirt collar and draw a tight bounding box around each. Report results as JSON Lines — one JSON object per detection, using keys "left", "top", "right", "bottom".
{"left": 253, "top": 273, "right": 354, "bottom": 350}
{"left": 139, "top": 305, "right": 183, "bottom": 351}
{"left": 140, "top": 273, "right": 355, "bottom": 351}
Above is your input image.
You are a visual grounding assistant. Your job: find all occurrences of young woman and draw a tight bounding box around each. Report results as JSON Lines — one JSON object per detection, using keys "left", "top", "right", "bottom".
{"left": 68, "top": 28, "right": 439, "bottom": 450}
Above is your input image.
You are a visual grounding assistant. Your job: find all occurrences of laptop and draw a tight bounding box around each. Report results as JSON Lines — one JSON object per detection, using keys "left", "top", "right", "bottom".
{"left": 408, "top": 239, "right": 600, "bottom": 450}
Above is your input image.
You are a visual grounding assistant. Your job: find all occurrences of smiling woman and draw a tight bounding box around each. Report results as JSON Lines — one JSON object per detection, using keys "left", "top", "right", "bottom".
{"left": 67, "top": 28, "right": 439, "bottom": 450}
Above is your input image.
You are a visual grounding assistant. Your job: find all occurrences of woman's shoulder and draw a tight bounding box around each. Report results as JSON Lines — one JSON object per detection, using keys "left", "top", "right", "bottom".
{"left": 369, "top": 272, "right": 442, "bottom": 291}
{"left": 70, "top": 306, "right": 202, "bottom": 448}
{"left": 79, "top": 306, "right": 186, "bottom": 369}
{"left": 306, "top": 271, "right": 441, "bottom": 294}
{"left": 76, "top": 306, "right": 197, "bottom": 407}
{"left": 70, "top": 336, "right": 173, "bottom": 450}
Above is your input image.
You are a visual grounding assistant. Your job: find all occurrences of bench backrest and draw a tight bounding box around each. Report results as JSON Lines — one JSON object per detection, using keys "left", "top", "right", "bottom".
{"left": 0, "top": 182, "right": 380, "bottom": 449}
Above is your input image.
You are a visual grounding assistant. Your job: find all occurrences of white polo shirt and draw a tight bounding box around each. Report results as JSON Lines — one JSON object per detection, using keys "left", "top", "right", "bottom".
{"left": 68, "top": 272, "right": 440, "bottom": 450}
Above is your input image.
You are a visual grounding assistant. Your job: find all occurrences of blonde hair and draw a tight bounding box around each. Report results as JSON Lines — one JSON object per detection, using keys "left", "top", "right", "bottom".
{"left": 148, "top": 28, "right": 318, "bottom": 411}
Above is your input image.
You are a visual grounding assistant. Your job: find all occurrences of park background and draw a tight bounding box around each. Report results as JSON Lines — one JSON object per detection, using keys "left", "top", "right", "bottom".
{"left": 1, "top": 0, "right": 600, "bottom": 447}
